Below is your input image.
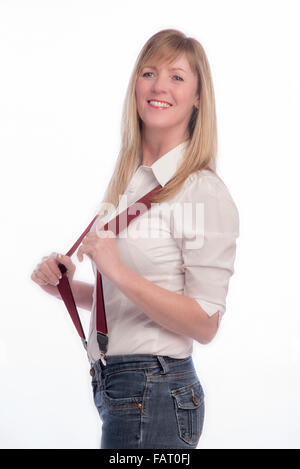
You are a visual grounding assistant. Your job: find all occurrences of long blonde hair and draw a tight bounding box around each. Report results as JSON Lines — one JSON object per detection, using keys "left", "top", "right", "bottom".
{"left": 97, "top": 28, "right": 220, "bottom": 216}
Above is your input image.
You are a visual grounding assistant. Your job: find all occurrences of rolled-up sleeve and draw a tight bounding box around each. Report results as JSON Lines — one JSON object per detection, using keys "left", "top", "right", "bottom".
{"left": 172, "top": 173, "right": 240, "bottom": 325}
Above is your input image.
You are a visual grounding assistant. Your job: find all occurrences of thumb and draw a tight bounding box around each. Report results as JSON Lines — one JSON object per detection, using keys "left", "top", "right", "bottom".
{"left": 57, "top": 253, "right": 74, "bottom": 269}
{"left": 56, "top": 254, "right": 76, "bottom": 280}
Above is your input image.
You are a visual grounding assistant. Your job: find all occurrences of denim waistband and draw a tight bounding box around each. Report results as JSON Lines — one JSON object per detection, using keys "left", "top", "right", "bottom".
{"left": 91, "top": 354, "right": 193, "bottom": 377}
{"left": 101, "top": 354, "right": 191, "bottom": 365}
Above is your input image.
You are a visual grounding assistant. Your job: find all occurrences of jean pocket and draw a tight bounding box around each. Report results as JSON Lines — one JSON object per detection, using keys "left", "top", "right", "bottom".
{"left": 91, "top": 375, "right": 99, "bottom": 400}
{"left": 102, "top": 369, "right": 146, "bottom": 411}
{"left": 171, "top": 380, "right": 205, "bottom": 446}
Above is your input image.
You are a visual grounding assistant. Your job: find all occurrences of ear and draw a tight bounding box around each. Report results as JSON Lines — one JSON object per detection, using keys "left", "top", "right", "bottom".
{"left": 194, "top": 97, "right": 200, "bottom": 109}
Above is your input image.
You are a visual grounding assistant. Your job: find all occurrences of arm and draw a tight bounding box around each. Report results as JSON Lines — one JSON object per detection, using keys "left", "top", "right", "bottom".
{"left": 113, "top": 263, "right": 219, "bottom": 344}
{"left": 40, "top": 280, "right": 94, "bottom": 312}
{"left": 104, "top": 176, "right": 239, "bottom": 345}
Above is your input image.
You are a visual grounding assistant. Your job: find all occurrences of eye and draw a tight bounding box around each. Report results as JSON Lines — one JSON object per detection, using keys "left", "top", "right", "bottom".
{"left": 173, "top": 75, "right": 184, "bottom": 81}
{"left": 141, "top": 72, "right": 184, "bottom": 81}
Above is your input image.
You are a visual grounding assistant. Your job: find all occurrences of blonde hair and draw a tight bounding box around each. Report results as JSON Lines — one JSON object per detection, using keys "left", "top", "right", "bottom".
{"left": 97, "top": 28, "right": 220, "bottom": 216}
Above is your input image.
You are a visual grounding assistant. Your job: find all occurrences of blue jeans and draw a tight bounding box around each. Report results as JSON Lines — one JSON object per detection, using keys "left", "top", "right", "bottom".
{"left": 90, "top": 354, "right": 205, "bottom": 449}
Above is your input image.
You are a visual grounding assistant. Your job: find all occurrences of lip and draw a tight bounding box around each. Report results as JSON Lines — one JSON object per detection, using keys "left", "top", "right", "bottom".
{"left": 147, "top": 99, "right": 173, "bottom": 109}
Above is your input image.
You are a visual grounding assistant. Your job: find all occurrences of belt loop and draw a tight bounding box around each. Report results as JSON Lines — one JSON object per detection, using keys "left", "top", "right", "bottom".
{"left": 157, "top": 355, "right": 169, "bottom": 374}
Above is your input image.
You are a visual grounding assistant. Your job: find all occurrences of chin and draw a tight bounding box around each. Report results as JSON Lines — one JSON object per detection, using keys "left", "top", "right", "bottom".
{"left": 142, "top": 116, "right": 177, "bottom": 127}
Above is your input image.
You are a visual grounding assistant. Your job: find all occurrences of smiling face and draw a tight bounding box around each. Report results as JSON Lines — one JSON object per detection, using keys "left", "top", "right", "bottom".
{"left": 135, "top": 53, "right": 199, "bottom": 137}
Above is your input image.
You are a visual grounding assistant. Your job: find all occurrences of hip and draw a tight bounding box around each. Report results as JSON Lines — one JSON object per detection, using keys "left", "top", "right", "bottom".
{"left": 90, "top": 354, "right": 205, "bottom": 448}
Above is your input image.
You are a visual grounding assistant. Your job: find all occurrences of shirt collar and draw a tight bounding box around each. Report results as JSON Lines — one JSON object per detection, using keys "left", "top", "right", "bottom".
{"left": 139, "top": 140, "right": 189, "bottom": 187}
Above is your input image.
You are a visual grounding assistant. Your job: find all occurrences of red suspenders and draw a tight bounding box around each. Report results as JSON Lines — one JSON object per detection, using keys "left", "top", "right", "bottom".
{"left": 56, "top": 184, "right": 162, "bottom": 364}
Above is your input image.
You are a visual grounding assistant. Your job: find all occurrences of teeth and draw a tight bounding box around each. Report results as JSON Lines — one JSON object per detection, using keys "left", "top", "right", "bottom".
{"left": 149, "top": 100, "right": 171, "bottom": 108}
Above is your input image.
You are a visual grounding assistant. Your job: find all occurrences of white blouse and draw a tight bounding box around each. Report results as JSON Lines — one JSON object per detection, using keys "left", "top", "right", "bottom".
{"left": 87, "top": 141, "right": 239, "bottom": 364}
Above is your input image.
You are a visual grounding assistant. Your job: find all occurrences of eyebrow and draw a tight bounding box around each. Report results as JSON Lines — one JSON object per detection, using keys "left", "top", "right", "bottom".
{"left": 142, "top": 65, "right": 187, "bottom": 73}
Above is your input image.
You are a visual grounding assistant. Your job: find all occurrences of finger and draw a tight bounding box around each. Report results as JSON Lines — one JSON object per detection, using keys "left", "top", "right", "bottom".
{"left": 97, "top": 220, "right": 105, "bottom": 231}
{"left": 57, "top": 253, "right": 73, "bottom": 268}
{"left": 97, "top": 229, "right": 115, "bottom": 238}
{"left": 31, "top": 270, "right": 50, "bottom": 286}
{"left": 47, "top": 257, "right": 64, "bottom": 279}
{"left": 96, "top": 221, "right": 108, "bottom": 237}
{"left": 107, "top": 230, "right": 116, "bottom": 238}
{"left": 47, "top": 257, "right": 62, "bottom": 279}
{"left": 77, "top": 245, "right": 92, "bottom": 262}
{"left": 82, "top": 232, "right": 97, "bottom": 243}
{"left": 77, "top": 246, "right": 84, "bottom": 262}
{"left": 41, "top": 252, "right": 58, "bottom": 263}
{"left": 41, "top": 263, "right": 61, "bottom": 286}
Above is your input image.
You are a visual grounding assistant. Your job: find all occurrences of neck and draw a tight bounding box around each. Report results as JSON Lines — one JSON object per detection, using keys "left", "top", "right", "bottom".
{"left": 141, "top": 126, "right": 189, "bottom": 167}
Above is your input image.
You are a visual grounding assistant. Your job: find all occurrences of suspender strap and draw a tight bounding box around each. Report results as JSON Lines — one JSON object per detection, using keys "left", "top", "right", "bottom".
{"left": 57, "top": 215, "right": 98, "bottom": 349}
{"left": 56, "top": 183, "right": 162, "bottom": 357}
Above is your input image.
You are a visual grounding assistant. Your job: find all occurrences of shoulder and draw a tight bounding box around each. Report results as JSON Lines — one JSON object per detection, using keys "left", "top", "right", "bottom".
{"left": 181, "top": 169, "right": 236, "bottom": 202}
{"left": 176, "top": 169, "right": 240, "bottom": 234}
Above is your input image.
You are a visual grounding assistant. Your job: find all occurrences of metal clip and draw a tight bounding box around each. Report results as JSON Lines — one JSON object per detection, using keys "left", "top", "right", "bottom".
{"left": 191, "top": 387, "right": 199, "bottom": 406}
{"left": 97, "top": 332, "right": 108, "bottom": 354}
{"left": 100, "top": 353, "right": 107, "bottom": 366}
{"left": 81, "top": 338, "right": 88, "bottom": 350}
{"left": 132, "top": 397, "right": 142, "bottom": 410}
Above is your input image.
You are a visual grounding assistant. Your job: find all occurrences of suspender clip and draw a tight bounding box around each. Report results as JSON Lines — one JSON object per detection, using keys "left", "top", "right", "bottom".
{"left": 100, "top": 354, "right": 107, "bottom": 366}
{"left": 97, "top": 332, "right": 108, "bottom": 366}
{"left": 97, "top": 331, "right": 108, "bottom": 354}
{"left": 81, "top": 338, "right": 87, "bottom": 350}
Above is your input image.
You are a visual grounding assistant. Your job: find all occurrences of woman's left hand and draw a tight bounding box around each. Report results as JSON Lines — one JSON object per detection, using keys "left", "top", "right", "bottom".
{"left": 77, "top": 220, "right": 123, "bottom": 282}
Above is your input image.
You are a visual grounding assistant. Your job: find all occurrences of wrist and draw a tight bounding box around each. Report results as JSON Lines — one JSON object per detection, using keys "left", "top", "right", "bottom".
{"left": 109, "top": 261, "right": 128, "bottom": 287}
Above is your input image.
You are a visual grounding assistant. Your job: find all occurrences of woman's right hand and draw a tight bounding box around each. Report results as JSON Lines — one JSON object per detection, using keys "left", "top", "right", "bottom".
{"left": 31, "top": 252, "right": 76, "bottom": 287}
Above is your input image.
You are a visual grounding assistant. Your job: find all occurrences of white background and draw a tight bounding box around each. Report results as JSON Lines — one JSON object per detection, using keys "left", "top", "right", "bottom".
{"left": 0, "top": 0, "right": 299, "bottom": 449}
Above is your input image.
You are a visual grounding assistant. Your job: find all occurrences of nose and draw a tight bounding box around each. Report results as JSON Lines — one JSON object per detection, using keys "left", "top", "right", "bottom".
{"left": 151, "top": 72, "right": 170, "bottom": 95}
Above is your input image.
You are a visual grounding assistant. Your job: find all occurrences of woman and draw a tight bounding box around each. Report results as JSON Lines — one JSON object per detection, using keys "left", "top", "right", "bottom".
{"left": 31, "top": 29, "right": 239, "bottom": 449}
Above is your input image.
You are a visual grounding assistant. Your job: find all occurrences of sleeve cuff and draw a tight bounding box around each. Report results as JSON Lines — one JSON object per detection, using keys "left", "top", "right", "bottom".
{"left": 193, "top": 298, "right": 225, "bottom": 327}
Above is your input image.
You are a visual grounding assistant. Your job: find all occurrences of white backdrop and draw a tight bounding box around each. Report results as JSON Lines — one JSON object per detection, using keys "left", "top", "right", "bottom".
{"left": 0, "top": 0, "right": 299, "bottom": 449}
